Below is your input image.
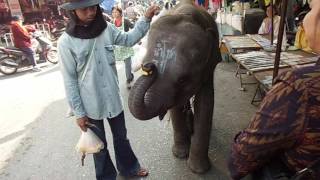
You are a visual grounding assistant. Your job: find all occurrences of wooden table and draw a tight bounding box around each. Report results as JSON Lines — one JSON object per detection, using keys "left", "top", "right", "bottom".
{"left": 231, "top": 50, "right": 318, "bottom": 86}
{"left": 231, "top": 49, "right": 319, "bottom": 104}
{"left": 222, "top": 35, "right": 262, "bottom": 54}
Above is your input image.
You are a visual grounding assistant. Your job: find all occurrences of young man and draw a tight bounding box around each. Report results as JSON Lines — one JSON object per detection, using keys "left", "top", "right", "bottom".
{"left": 10, "top": 15, "right": 41, "bottom": 72}
{"left": 58, "top": 0, "right": 159, "bottom": 179}
{"left": 228, "top": 0, "right": 320, "bottom": 179}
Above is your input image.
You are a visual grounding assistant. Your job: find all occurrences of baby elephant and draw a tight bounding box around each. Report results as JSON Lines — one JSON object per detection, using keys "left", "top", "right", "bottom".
{"left": 128, "top": 0, "right": 221, "bottom": 174}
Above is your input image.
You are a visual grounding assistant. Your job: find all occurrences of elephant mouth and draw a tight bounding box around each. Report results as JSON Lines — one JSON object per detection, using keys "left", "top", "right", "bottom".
{"left": 159, "top": 108, "right": 168, "bottom": 121}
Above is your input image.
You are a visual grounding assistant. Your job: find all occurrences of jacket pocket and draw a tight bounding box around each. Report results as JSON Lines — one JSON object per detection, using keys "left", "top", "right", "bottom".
{"left": 105, "top": 45, "right": 115, "bottom": 65}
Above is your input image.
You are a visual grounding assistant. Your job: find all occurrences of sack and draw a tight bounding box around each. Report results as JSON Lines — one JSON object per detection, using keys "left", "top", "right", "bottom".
{"left": 75, "top": 128, "right": 104, "bottom": 166}
{"left": 76, "top": 128, "right": 104, "bottom": 154}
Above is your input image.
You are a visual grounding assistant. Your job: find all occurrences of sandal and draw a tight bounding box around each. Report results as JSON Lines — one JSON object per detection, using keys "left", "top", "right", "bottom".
{"left": 135, "top": 167, "right": 149, "bottom": 177}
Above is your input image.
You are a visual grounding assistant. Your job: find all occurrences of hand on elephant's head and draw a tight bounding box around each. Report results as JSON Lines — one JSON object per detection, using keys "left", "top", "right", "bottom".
{"left": 129, "top": 1, "right": 220, "bottom": 121}
{"left": 145, "top": 5, "right": 161, "bottom": 20}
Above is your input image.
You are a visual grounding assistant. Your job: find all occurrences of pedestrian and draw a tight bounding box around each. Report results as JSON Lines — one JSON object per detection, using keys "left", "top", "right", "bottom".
{"left": 258, "top": 4, "right": 287, "bottom": 49}
{"left": 228, "top": 0, "right": 320, "bottom": 179}
{"left": 111, "top": 6, "right": 135, "bottom": 89}
{"left": 58, "top": 0, "right": 159, "bottom": 179}
{"left": 125, "top": 1, "right": 138, "bottom": 22}
{"left": 10, "top": 15, "right": 41, "bottom": 72}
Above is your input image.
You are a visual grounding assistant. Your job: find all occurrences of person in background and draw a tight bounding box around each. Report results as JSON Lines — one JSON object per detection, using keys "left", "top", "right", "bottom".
{"left": 124, "top": 1, "right": 138, "bottom": 22}
{"left": 294, "top": 11, "right": 312, "bottom": 53}
{"left": 112, "top": 6, "right": 135, "bottom": 89}
{"left": 258, "top": 4, "right": 287, "bottom": 48}
{"left": 228, "top": 0, "right": 320, "bottom": 179}
{"left": 10, "top": 15, "right": 41, "bottom": 72}
{"left": 286, "top": 0, "right": 297, "bottom": 32}
{"left": 58, "top": 0, "right": 159, "bottom": 179}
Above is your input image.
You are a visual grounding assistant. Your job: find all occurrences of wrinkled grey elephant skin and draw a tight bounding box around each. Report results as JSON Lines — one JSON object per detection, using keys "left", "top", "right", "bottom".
{"left": 128, "top": 0, "right": 221, "bottom": 174}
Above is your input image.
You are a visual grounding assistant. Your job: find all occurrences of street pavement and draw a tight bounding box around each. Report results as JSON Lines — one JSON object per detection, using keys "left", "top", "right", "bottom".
{"left": 0, "top": 60, "right": 257, "bottom": 180}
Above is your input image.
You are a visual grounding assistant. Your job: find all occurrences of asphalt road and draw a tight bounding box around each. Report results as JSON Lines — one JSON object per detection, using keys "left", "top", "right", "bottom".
{"left": 0, "top": 60, "right": 257, "bottom": 180}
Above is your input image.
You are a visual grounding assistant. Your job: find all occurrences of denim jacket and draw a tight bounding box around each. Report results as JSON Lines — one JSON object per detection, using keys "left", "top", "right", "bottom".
{"left": 58, "top": 17, "right": 150, "bottom": 120}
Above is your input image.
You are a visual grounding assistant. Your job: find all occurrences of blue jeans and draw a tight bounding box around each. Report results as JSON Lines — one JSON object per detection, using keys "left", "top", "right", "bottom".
{"left": 20, "top": 47, "right": 36, "bottom": 66}
{"left": 88, "top": 112, "right": 140, "bottom": 180}
{"left": 124, "top": 57, "right": 133, "bottom": 83}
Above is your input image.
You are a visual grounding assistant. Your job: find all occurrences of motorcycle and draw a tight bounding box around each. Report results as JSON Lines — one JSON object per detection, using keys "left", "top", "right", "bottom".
{"left": 50, "top": 27, "right": 65, "bottom": 41}
{"left": 0, "top": 31, "right": 58, "bottom": 75}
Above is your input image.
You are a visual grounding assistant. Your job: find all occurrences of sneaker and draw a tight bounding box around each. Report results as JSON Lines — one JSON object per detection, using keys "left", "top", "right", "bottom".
{"left": 32, "top": 66, "right": 42, "bottom": 72}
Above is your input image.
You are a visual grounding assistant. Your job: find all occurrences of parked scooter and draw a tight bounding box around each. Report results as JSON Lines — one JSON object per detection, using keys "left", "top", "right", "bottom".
{"left": 0, "top": 31, "right": 58, "bottom": 75}
{"left": 50, "top": 27, "right": 65, "bottom": 41}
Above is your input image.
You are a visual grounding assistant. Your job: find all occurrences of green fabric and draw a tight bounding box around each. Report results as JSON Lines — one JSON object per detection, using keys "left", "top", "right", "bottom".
{"left": 114, "top": 46, "right": 134, "bottom": 61}
{"left": 114, "top": 19, "right": 134, "bottom": 61}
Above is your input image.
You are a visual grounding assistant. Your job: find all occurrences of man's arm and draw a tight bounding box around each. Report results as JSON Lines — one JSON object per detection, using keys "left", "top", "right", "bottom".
{"left": 25, "top": 25, "right": 35, "bottom": 32}
{"left": 228, "top": 74, "right": 307, "bottom": 179}
{"left": 58, "top": 40, "right": 86, "bottom": 119}
{"left": 11, "top": 23, "right": 30, "bottom": 41}
{"left": 111, "top": 16, "right": 150, "bottom": 47}
{"left": 111, "top": 6, "right": 159, "bottom": 47}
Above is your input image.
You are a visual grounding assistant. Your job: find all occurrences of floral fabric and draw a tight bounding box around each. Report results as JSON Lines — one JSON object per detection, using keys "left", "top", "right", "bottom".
{"left": 114, "top": 18, "right": 134, "bottom": 61}
{"left": 228, "top": 59, "right": 320, "bottom": 179}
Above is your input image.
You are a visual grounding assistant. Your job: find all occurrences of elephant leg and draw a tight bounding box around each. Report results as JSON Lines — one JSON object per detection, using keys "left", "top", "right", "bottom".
{"left": 187, "top": 81, "right": 214, "bottom": 174}
{"left": 170, "top": 105, "right": 191, "bottom": 159}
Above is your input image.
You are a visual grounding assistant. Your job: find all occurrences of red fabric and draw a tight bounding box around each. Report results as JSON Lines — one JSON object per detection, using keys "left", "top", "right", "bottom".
{"left": 10, "top": 21, "right": 34, "bottom": 48}
{"left": 114, "top": 18, "right": 122, "bottom": 27}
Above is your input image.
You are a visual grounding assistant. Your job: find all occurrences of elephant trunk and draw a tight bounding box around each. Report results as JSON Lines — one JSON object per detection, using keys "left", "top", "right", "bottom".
{"left": 128, "top": 63, "right": 160, "bottom": 120}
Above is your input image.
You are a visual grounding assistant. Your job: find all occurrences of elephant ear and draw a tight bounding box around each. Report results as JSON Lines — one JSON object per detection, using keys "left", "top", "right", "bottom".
{"left": 206, "top": 27, "right": 222, "bottom": 65}
{"left": 203, "top": 13, "right": 222, "bottom": 65}
{"left": 191, "top": 7, "right": 222, "bottom": 65}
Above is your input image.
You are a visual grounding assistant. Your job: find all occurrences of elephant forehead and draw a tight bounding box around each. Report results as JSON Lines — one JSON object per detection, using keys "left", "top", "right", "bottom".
{"left": 151, "top": 39, "right": 178, "bottom": 75}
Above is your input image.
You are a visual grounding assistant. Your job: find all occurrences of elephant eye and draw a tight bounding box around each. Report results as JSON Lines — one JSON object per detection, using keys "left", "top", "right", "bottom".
{"left": 177, "top": 77, "right": 188, "bottom": 86}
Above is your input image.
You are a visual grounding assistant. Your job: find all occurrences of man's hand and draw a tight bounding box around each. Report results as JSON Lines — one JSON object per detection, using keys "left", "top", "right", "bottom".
{"left": 77, "top": 116, "right": 90, "bottom": 132}
{"left": 145, "top": 5, "right": 160, "bottom": 20}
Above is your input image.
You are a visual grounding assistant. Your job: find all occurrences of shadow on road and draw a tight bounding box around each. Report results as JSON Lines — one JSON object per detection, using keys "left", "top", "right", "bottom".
{"left": 34, "top": 65, "right": 60, "bottom": 77}
{"left": 0, "top": 130, "right": 25, "bottom": 146}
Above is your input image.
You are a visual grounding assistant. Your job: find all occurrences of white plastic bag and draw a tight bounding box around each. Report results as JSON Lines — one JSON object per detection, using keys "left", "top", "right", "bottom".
{"left": 75, "top": 128, "right": 104, "bottom": 166}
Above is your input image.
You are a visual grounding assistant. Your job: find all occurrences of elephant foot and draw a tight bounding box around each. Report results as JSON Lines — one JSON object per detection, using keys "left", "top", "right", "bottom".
{"left": 187, "top": 157, "right": 211, "bottom": 174}
{"left": 172, "top": 144, "right": 189, "bottom": 159}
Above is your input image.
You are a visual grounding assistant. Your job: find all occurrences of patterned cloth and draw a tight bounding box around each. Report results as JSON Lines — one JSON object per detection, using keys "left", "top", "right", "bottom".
{"left": 114, "top": 18, "right": 134, "bottom": 61}
{"left": 228, "top": 59, "right": 320, "bottom": 180}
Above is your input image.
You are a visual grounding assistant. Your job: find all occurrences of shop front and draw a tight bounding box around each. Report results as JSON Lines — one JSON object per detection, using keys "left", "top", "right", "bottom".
{"left": 1, "top": 0, "right": 63, "bottom": 24}
{"left": 0, "top": 0, "right": 10, "bottom": 23}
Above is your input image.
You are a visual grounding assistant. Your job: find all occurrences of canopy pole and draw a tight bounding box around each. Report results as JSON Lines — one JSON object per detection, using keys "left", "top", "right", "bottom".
{"left": 272, "top": 0, "right": 288, "bottom": 84}
{"left": 270, "top": 0, "right": 274, "bottom": 46}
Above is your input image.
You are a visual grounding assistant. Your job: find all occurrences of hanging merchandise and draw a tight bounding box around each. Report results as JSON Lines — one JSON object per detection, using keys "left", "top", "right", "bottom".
{"left": 75, "top": 128, "right": 104, "bottom": 166}
{"left": 195, "top": 0, "right": 209, "bottom": 9}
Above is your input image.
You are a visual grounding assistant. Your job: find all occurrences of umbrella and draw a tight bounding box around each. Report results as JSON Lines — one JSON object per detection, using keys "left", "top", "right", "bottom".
{"left": 100, "top": 0, "right": 116, "bottom": 13}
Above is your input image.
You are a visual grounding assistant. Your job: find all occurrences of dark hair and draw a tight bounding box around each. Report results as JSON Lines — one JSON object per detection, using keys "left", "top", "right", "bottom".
{"left": 266, "top": 4, "right": 278, "bottom": 15}
{"left": 11, "top": 15, "right": 21, "bottom": 21}
{"left": 112, "top": 6, "right": 122, "bottom": 16}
